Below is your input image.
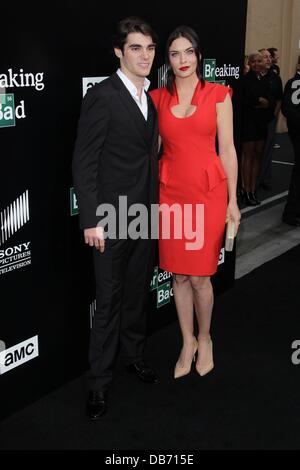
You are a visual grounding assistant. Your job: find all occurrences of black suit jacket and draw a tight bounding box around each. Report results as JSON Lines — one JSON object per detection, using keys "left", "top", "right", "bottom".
{"left": 72, "top": 73, "right": 159, "bottom": 229}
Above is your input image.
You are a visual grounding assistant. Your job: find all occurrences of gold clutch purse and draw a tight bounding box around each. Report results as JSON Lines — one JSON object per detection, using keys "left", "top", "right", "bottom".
{"left": 225, "top": 219, "right": 235, "bottom": 252}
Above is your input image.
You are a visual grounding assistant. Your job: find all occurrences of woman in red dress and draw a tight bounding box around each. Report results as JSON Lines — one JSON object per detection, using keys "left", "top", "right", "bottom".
{"left": 150, "top": 26, "right": 240, "bottom": 378}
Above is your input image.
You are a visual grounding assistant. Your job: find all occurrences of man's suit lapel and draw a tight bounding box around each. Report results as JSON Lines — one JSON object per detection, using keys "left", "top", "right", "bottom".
{"left": 110, "top": 73, "right": 148, "bottom": 144}
{"left": 147, "top": 93, "right": 158, "bottom": 159}
{"left": 147, "top": 93, "right": 159, "bottom": 156}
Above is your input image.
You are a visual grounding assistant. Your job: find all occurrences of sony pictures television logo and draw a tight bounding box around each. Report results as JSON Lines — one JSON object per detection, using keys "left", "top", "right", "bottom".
{"left": 0, "top": 190, "right": 31, "bottom": 276}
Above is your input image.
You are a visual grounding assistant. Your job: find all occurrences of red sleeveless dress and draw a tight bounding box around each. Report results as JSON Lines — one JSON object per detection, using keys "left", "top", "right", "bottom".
{"left": 150, "top": 81, "right": 232, "bottom": 276}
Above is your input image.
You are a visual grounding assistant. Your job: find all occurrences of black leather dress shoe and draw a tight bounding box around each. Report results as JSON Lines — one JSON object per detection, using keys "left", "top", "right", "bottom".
{"left": 126, "top": 361, "right": 159, "bottom": 384}
{"left": 282, "top": 216, "right": 300, "bottom": 227}
{"left": 86, "top": 390, "right": 107, "bottom": 420}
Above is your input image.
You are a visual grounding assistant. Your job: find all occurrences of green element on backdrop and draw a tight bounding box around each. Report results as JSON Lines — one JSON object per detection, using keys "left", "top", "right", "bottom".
{"left": 150, "top": 266, "right": 158, "bottom": 291}
{"left": 70, "top": 187, "right": 78, "bottom": 216}
{"left": 0, "top": 94, "right": 15, "bottom": 128}
{"left": 157, "top": 281, "right": 172, "bottom": 308}
{"left": 203, "top": 59, "right": 226, "bottom": 85}
{"left": 150, "top": 266, "right": 173, "bottom": 308}
{"left": 203, "top": 59, "right": 217, "bottom": 81}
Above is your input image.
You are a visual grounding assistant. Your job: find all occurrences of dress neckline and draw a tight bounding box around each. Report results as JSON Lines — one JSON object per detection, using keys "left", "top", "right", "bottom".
{"left": 173, "top": 80, "right": 201, "bottom": 106}
{"left": 169, "top": 80, "right": 201, "bottom": 119}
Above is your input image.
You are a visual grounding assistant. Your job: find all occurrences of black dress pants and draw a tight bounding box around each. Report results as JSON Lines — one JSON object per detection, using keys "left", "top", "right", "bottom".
{"left": 88, "top": 237, "right": 154, "bottom": 391}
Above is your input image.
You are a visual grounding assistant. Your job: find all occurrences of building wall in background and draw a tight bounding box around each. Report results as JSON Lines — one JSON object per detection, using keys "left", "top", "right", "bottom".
{"left": 245, "top": 0, "right": 300, "bottom": 131}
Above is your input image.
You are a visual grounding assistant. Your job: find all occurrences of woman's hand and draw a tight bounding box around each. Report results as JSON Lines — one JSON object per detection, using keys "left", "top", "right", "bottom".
{"left": 226, "top": 200, "right": 241, "bottom": 236}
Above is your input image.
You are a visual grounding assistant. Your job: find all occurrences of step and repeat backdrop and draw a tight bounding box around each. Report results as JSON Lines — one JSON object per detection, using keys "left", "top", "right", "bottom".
{"left": 0, "top": 1, "right": 248, "bottom": 419}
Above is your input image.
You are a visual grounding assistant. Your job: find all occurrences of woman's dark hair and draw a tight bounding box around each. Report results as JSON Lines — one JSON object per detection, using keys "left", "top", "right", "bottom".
{"left": 165, "top": 25, "right": 204, "bottom": 94}
{"left": 113, "top": 16, "right": 158, "bottom": 52}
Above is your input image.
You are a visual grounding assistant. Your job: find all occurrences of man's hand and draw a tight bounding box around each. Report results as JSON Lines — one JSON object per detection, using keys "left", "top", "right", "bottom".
{"left": 84, "top": 227, "right": 105, "bottom": 253}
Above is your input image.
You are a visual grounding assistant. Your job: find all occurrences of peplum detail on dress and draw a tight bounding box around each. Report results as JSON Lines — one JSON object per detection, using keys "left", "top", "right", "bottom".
{"left": 205, "top": 158, "right": 227, "bottom": 191}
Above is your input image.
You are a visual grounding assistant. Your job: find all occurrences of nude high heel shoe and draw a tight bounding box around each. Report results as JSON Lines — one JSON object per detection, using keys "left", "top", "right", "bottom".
{"left": 196, "top": 337, "right": 214, "bottom": 376}
{"left": 174, "top": 338, "right": 198, "bottom": 379}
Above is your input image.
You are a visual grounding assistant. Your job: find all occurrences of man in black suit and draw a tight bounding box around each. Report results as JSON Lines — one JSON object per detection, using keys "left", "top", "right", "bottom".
{"left": 72, "top": 17, "right": 159, "bottom": 419}
{"left": 281, "top": 58, "right": 300, "bottom": 227}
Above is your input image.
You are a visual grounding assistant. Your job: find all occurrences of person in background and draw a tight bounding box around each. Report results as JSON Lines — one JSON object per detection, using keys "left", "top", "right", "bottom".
{"left": 237, "top": 54, "right": 250, "bottom": 196}
{"left": 258, "top": 48, "right": 283, "bottom": 190}
{"left": 243, "top": 55, "right": 250, "bottom": 75}
{"left": 150, "top": 26, "right": 240, "bottom": 379}
{"left": 281, "top": 57, "right": 300, "bottom": 227}
{"left": 240, "top": 51, "right": 273, "bottom": 205}
{"left": 72, "top": 16, "right": 159, "bottom": 420}
{"left": 268, "top": 47, "right": 280, "bottom": 76}
{"left": 268, "top": 47, "right": 281, "bottom": 150}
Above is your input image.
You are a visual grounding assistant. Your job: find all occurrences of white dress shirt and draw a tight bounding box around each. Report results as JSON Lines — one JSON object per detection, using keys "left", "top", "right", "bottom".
{"left": 117, "top": 68, "right": 150, "bottom": 120}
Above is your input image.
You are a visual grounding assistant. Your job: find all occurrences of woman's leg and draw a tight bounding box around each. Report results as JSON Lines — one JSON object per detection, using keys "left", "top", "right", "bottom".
{"left": 190, "top": 275, "right": 214, "bottom": 375}
{"left": 173, "top": 274, "right": 197, "bottom": 374}
{"left": 190, "top": 276, "right": 213, "bottom": 339}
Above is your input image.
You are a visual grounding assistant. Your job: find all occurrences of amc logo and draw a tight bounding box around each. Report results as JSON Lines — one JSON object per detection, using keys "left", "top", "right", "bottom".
{"left": 0, "top": 335, "right": 39, "bottom": 374}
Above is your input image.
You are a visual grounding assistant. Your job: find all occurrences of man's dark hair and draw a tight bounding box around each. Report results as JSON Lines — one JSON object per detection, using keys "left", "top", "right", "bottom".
{"left": 164, "top": 25, "right": 204, "bottom": 94}
{"left": 268, "top": 47, "right": 278, "bottom": 58}
{"left": 113, "top": 16, "right": 158, "bottom": 52}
